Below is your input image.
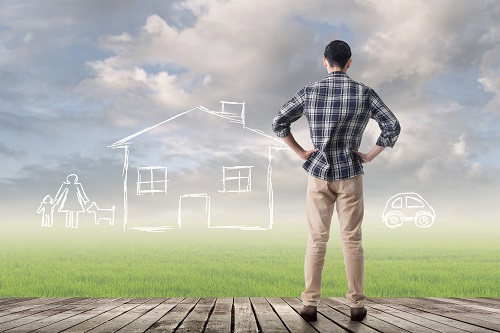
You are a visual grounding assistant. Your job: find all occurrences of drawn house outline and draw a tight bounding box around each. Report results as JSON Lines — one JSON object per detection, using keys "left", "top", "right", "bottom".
{"left": 109, "top": 101, "right": 288, "bottom": 232}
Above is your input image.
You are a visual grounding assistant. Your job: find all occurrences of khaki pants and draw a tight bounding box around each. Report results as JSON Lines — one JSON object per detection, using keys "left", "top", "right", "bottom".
{"left": 301, "top": 173, "right": 366, "bottom": 308}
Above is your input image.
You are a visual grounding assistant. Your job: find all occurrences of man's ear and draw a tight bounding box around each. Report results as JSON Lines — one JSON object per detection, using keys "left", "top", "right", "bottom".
{"left": 346, "top": 58, "right": 352, "bottom": 69}
{"left": 323, "top": 58, "right": 328, "bottom": 69}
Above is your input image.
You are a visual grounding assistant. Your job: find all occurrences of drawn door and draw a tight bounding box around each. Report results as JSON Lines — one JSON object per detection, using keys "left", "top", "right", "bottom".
{"left": 177, "top": 194, "right": 211, "bottom": 230}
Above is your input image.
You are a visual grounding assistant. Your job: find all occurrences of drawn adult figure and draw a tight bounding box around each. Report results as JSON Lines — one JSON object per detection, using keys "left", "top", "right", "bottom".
{"left": 52, "top": 174, "right": 89, "bottom": 228}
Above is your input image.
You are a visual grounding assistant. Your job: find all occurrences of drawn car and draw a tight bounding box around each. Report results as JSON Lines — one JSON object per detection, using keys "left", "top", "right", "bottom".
{"left": 382, "top": 192, "right": 436, "bottom": 228}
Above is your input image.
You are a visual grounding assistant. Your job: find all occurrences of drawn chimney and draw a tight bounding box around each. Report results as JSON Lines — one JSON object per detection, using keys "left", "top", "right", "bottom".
{"left": 219, "top": 101, "right": 246, "bottom": 128}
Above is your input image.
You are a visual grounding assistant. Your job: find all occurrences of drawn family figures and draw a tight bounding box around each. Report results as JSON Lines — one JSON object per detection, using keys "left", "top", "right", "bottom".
{"left": 37, "top": 195, "right": 54, "bottom": 227}
{"left": 87, "top": 202, "right": 115, "bottom": 226}
{"left": 37, "top": 173, "right": 115, "bottom": 229}
{"left": 52, "top": 174, "right": 89, "bottom": 228}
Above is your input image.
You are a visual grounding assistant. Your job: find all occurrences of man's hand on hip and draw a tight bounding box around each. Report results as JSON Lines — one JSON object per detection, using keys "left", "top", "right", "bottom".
{"left": 282, "top": 132, "right": 318, "bottom": 161}
{"left": 351, "top": 145, "right": 385, "bottom": 163}
{"left": 300, "top": 148, "right": 319, "bottom": 161}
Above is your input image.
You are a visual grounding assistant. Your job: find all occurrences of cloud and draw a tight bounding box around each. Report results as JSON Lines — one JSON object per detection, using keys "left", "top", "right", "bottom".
{"left": 478, "top": 46, "right": 500, "bottom": 114}
{"left": 0, "top": 142, "right": 25, "bottom": 158}
{"left": 76, "top": 1, "right": 318, "bottom": 127}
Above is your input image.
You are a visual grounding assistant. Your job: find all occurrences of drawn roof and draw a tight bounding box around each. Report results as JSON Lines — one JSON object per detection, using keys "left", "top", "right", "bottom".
{"left": 109, "top": 103, "right": 285, "bottom": 148}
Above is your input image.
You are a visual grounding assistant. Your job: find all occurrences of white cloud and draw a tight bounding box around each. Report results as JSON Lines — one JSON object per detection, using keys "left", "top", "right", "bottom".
{"left": 76, "top": 0, "right": 314, "bottom": 125}
{"left": 478, "top": 46, "right": 500, "bottom": 113}
{"left": 451, "top": 134, "right": 468, "bottom": 160}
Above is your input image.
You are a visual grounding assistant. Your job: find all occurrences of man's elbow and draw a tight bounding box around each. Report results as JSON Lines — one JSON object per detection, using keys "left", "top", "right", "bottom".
{"left": 394, "top": 120, "right": 401, "bottom": 136}
{"left": 271, "top": 121, "right": 290, "bottom": 138}
{"left": 273, "top": 127, "right": 290, "bottom": 138}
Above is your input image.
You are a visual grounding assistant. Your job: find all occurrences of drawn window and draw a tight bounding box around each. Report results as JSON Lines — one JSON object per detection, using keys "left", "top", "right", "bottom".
{"left": 392, "top": 197, "right": 403, "bottom": 208}
{"left": 137, "top": 166, "right": 169, "bottom": 195}
{"left": 406, "top": 196, "right": 424, "bottom": 208}
{"left": 220, "top": 166, "right": 253, "bottom": 193}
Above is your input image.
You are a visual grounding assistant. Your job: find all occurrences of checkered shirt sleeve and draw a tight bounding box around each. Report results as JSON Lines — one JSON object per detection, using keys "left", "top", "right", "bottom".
{"left": 370, "top": 89, "right": 400, "bottom": 148}
{"left": 271, "top": 90, "right": 305, "bottom": 138}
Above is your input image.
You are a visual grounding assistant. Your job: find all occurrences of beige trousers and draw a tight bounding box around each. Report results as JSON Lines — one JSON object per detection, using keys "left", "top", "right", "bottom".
{"left": 301, "top": 173, "right": 366, "bottom": 308}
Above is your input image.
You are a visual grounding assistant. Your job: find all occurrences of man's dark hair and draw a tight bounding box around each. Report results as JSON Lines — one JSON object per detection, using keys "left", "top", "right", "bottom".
{"left": 324, "top": 40, "right": 352, "bottom": 68}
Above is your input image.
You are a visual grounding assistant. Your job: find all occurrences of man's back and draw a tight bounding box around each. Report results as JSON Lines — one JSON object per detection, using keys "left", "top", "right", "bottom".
{"left": 273, "top": 71, "right": 400, "bottom": 180}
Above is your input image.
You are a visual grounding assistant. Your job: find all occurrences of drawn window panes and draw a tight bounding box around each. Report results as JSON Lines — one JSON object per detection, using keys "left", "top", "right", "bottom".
{"left": 392, "top": 197, "right": 403, "bottom": 208}
{"left": 406, "top": 196, "right": 424, "bottom": 208}
{"left": 137, "top": 166, "right": 168, "bottom": 195}
{"left": 220, "top": 166, "right": 253, "bottom": 193}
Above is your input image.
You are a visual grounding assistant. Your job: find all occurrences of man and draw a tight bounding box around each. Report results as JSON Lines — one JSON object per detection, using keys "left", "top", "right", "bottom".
{"left": 272, "top": 40, "right": 400, "bottom": 322}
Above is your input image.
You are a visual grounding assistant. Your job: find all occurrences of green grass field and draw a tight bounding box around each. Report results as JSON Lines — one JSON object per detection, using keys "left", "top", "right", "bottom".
{"left": 0, "top": 222, "right": 499, "bottom": 298}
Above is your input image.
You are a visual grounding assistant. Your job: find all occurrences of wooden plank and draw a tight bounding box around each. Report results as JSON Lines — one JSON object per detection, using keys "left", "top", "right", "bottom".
{"left": 145, "top": 298, "right": 198, "bottom": 333}
{"left": 233, "top": 298, "right": 258, "bottom": 333}
{"left": 365, "top": 299, "right": 468, "bottom": 333}
{"left": 204, "top": 298, "right": 233, "bottom": 333}
{"left": 266, "top": 298, "right": 317, "bottom": 333}
{"left": 115, "top": 298, "right": 182, "bottom": 333}
{"left": 0, "top": 298, "right": 54, "bottom": 312}
{"left": 283, "top": 297, "right": 349, "bottom": 333}
{"left": 0, "top": 298, "right": 92, "bottom": 331}
{"left": 372, "top": 298, "right": 498, "bottom": 333}
{"left": 429, "top": 298, "right": 500, "bottom": 314}
{"left": 422, "top": 298, "right": 500, "bottom": 327}
{"left": 175, "top": 297, "right": 216, "bottom": 333}
{"left": 0, "top": 298, "right": 70, "bottom": 316}
{"left": 322, "top": 297, "right": 411, "bottom": 333}
{"left": 85, "top": 298, "right": 165, "bottom": 333}
{"left": 250, "top": 297, "right": 288, "bottom": 333}
{"left": 0, "top": 298, "right": 17, "bottom": 304}
{"left": 479, "top": 298, "right": 500, "bottom": 306}
{"left": 378, "top": 298, "right": 500, "bottom": 332}
{"left": 406, "top": 298, "right": 500, "bottom": 331}
{"left": 60, "top": 299, "right": 138, "bottom": 332}
{"left": 127, "top": 298, "right": 152, "bottom": 304}
{"left": 2, "top": 298, "right": 104, "bottom": 333}
{"left": 30, "top": 298, "right": 128, "bottom": 333}
{"left": 456, "top": 298, "right": 500, "bottom": 309}
{"left": 0, "top": 298, "right": 38, "bottom": 307}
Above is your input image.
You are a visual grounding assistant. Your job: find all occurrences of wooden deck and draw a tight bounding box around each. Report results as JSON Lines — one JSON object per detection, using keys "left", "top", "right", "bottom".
{"left": 0, "top": 297, "right": 499, "bottom": 332}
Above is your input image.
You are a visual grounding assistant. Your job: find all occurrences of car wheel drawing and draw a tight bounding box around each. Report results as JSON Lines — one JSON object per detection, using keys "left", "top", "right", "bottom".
{"left": 414, "top": 212, "right": 435, "bottom": 228}
{"left": 382, "top": 192, "right": 436, "bottom": 228}
{"left": 383, "top": 211, "right": 404, "bottom": 228}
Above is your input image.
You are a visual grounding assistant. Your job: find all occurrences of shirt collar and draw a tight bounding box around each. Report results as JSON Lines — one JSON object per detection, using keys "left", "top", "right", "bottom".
{"left": 328, "top": 71, "right": 348, "bottom": 77}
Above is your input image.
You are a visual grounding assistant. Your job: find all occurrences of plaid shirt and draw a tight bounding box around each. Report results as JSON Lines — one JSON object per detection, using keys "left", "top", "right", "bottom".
{"left": 272, "top": 71, "right": 400, "bottom": 181}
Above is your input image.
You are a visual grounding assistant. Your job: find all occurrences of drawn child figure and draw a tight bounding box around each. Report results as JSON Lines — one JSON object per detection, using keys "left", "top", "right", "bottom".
{"left": 52, "top": 174, "right": 89, "bottom": 228}
{"left": 37, "top": 195, "right": 54, "bottom": 227}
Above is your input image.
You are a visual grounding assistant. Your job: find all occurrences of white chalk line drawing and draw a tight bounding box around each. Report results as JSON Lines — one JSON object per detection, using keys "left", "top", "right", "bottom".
{"left": 178, "top": 194, "right": 211, "bottom": 229}
{"left": 52, "top": 174, "right": 89, "bottom": 228}
{"left": 109, "top": 101, "right": 288, "bottom": 232}
{"left": 176, "top": 193, "right": 269, "bottom": 231}
{"left": 37, "top": 195, "right": 55, "bottom": 227}
{"left": 219, "top": 166, "right": 253, "bottom": 193}
{"left": 87, "top": 202, "right": 115, "bottom": 225}
{"left": 37, "top": 173, "right": 116, "bottom": 229}
{"left": 382, "top": 192, "right": 436, "bottom": 228}
{"left": 219, "top": 101, "right": 245, "bottom": 126}
{"left": 137, "top": 166, "right": 168, "bottom": 196}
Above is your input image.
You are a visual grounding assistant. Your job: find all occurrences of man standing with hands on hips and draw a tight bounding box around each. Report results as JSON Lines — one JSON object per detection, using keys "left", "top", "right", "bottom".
{"left": 272, "top": 40, "right": 400, "bottom": 322}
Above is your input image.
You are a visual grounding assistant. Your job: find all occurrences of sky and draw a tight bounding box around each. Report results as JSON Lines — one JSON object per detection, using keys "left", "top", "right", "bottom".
{"left": 1, "top": 0, "right": 499, "bottom": 229}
